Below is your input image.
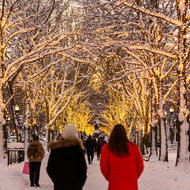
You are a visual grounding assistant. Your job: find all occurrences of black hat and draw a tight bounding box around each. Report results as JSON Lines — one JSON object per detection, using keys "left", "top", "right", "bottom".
{"left": 32, "top": 134, "right": 39, "bottom": 141}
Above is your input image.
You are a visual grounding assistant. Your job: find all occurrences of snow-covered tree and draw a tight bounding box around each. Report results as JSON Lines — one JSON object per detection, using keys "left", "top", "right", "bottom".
{"left": 60, "top": 95, "right": 94, "bottom": 135}
{"left": 0, "top": 0, "right": 81, "bottom": 158}
{"left": 77, "top": 0, "right": 190, "bottom": 164}
{"left": 99, "top": 91, "right": 136, "bottom": 137}
{"left": 117, "top": 0, "right": 190, "bottom": 168}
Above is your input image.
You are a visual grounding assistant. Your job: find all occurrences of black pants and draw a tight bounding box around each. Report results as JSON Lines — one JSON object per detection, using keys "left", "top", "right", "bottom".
{"left": 97, "top": 150, "right": 101, "bottom": 160}
{"left": 87, "top": 151, "right": 94, "bottom": 164}
{"left": 29, "top": 162, "right": 41, "bottom": 186}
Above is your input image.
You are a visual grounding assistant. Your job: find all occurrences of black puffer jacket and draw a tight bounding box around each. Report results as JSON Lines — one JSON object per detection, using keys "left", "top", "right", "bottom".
{"left": 47, "top": 137, "right": 87, "bottom": 190}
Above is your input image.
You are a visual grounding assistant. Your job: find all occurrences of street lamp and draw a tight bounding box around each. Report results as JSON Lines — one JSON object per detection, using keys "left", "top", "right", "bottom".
{"left": 14, "top": 105, "right": 20, "bottom": 126}
{"left": 164, "top": 111, "right": 167, "bottom": 117}
{"left": 168, "top": 106, "right": 176, "bottom": 144}
{"left": 15, "top": 105, "right": 20, "bottom": 112}
{"left": 169, "top": 107, "right": 174, "bottom": 113}
{"left": 15, "top": 105, "right": 21, "bottom": 142}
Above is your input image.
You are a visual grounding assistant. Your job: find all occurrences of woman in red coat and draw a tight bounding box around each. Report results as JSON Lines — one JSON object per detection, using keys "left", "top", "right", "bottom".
{"left": 100, "top": 124, "right": 144, "bottom": 190}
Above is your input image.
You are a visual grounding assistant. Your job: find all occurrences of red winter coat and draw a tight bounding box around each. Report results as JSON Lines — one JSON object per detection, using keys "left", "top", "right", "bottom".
{"left": 100, "top": 142, "right": 144, "bottom": 190}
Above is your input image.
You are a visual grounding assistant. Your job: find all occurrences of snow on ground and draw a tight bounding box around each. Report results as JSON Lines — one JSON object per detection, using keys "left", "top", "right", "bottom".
{"left": 0, "top": 150, "right": 190, "bottom": 190}
{"left": 139, "top": 150, "right": 190, "bottom": 190}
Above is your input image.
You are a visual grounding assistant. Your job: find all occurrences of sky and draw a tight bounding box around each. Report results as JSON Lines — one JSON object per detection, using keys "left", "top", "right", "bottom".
{"left": 0, "top": 149, "right": 190, "bottom": 190}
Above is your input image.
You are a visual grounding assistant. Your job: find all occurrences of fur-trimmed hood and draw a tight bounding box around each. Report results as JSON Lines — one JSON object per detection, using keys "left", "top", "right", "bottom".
{"left": 48, "top": 137, "right": 84, "bottom": 151}
{"left": 30, "top": 140, "right": 40, "bottom": 145}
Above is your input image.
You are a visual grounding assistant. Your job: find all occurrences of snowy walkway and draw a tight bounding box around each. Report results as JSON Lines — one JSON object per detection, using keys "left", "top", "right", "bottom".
{"left": 1, "top": 150, "right": 190, "bottom": 190}
{"left": 0, "top": 152, "right": 108, "bottom": 190}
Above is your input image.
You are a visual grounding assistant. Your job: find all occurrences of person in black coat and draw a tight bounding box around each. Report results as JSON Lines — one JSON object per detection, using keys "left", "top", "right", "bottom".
{"left": 84, "top": 135, "right": 95, "bottom": 164}
{"left": 47, "top": 125, "right": 87, "bottom": 190}
{"left": 96, "top": 138, "right": 101, "bottom": 160}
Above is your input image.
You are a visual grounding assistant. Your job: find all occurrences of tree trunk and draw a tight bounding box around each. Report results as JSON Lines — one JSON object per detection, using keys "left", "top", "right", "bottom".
{"left": 0, "top": 79, "right": 6, "bottom": 159}
{"left": 24, "top": 126, "right": 29, "bottom": 161}
{"left": 175, "top": 0, "right": 190, "bottom": 169}
{"left": 176, "top": 117, "right": 190, "bottom": 168}
{"left": 176, "top": 73, "right": 190, "bottom": 167}
{"left": 158, "top": 76, "right": 168, "bottom": 161}
{"left": 6, "top": 84, "right": 19, "bottom": 141}
{"left": 159, "top": 118, "right": 168, "bottom": 161}
{"left": 150, "top": 126, "right": 158, "bottom": 156}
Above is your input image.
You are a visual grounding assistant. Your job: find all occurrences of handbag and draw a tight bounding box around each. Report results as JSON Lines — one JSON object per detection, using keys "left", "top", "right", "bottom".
{"left": 22, "top": 162, "right": 30, "bottom": 175}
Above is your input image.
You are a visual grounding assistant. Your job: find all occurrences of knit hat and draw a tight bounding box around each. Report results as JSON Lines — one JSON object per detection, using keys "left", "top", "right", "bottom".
{"left": 32, "top": 134, "right": 39, "bottom": 141}
{"left": 62, "top": 125, "right": 78, "bottom": 139}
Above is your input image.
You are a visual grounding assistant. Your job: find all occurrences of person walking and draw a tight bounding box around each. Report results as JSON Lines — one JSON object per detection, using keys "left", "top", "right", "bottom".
{"left": 96, "top": 137, "right": 101, "bottom": 160}
{"left": 100, "top": 124, "right": 144, "bottom": 190}
{"left": 47, "top": 125, "right": 87, "bottom": 190}
{"left": 27, "top": 134, "right": 45, "bottom": 187}
{"left": 84, "top": 135, "right": 95, "bottom": 164}
{"left": 100, "top": 136, "right": 107, "bottom": 151}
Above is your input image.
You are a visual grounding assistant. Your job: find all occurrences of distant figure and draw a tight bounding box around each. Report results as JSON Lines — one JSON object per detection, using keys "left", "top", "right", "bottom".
{"left": 84, "top": 135, "right": 95, "bottom": 164}
{"left": 27, "top": 134, "right": 45, "bottom": 187}
{"left": 96, "top": 138, "right": 102, "bottom": 160}
{"left": 100, "top": 136, "right": 107, "bottom": 151}
{"left": 100, "top": 124, "right": 144, "bottom": 190}
{"left": 47, "top": 125, "right": 87, "bottom": 190}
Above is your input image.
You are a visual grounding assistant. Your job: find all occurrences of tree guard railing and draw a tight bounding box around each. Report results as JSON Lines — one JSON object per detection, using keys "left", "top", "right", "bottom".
{"left": 7, "top": 148, "right": 24, "bottom": 166}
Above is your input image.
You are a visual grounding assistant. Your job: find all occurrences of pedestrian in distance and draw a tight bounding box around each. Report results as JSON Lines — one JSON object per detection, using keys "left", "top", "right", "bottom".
{"left": 27, "top": 134, "right": 45, "bottom": 187}
{"left": 96, "top": 137, "right": 102, "bottom": 160}
{"left": 47, "top": 125, "right": 87, "bottom": 190}
{"left": 100, "top": 124, "right": 144, "bottom": 190}
{"left": 84, "top": 135, "right": 95, "bottom": 164}
{"left": 100, "top": 136, "right": 107, "bottom": 152}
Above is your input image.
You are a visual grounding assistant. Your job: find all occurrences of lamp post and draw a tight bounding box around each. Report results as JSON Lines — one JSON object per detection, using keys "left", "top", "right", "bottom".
{"left": 164, "top": 111, "right": 170, "bottom": 145}
{"left": 164, "top": 110, "right": 172, "bottom": 147}
{"left": 15, "top": 105, "right": 20, "bottom": 112}
{"left": 6, "top": 116, "right": 10, "bottom": 142}
{"left": 15, "top": 105, "right": 20, "bottom": 126}
{"left": 15, "top": 105, "right": 23, "bottom": 142}
{"left": 169, "top": 106, "right": 176, "bottom": 144}
{"left": 169, "top": 107, "right": 174, "bottom": 113}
